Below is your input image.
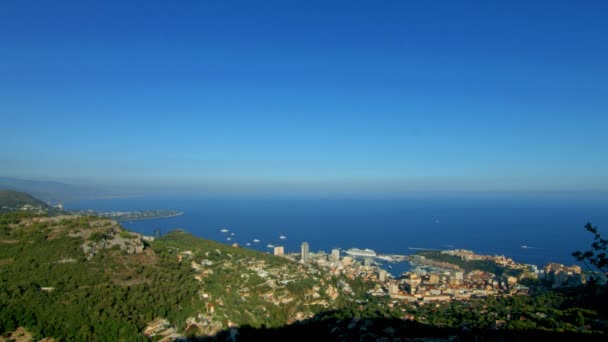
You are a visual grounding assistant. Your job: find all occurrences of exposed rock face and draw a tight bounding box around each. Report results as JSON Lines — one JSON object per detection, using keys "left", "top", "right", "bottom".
{"left": 326, "top": 284, "right": 339, "bottom": 301}
{"left": 78, "top": 219, "right": 145, "bottom": 259}
{"left": 144, "top": 318, "right": 177, "bottom": 340}
{"left": 182, "top": 316, "right": 223, "bottom": 338}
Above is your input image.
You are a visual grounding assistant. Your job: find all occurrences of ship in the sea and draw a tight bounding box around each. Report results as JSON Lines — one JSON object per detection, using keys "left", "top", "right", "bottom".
{"left": 345, "top": 248, "right": 377, "bottom": 258}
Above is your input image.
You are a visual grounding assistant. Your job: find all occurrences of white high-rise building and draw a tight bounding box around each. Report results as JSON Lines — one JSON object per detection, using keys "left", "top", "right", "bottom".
{"left": 331, "top": 248, "right": 340, "bottom": 262}
{"left": 301, "top": 242, "right": 310, "bottom": 263}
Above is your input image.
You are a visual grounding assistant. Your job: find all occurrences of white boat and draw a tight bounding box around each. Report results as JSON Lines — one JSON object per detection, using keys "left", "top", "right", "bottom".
{"left": 230, "top": 232, "right": 236, "bottom": 236}
{"left": 279, "top": 235, "right": 287, "bottom": 240}
{"left": 345, "top": 248, "right": 377, "bottom": 258}
{"left": 253, "top": 239, "right": 260, "bottom": 243}
{"left": 220, "top": 229, "right": 229, "bottom": 233}
{"left": 227, "top": 237, "right": 232, "bottom": 241}
{"left": 267, "top": 244, "right": 274, "bottom": 248}
{"left": 246, "top": 242, "right": 251, "bottom": 246}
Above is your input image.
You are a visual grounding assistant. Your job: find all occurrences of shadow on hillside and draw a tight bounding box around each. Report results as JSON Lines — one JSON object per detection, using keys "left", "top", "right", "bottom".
{"left": 192, "top": 308, "right": 607, "bottom": 342}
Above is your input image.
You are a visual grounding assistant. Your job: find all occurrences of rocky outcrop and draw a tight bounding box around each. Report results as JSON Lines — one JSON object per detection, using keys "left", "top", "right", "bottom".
{"left": 79, "top": 220, "right": 145, "bottom": 259}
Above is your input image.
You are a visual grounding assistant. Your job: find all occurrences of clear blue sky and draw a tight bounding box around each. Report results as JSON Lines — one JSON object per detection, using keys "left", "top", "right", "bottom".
{"left": 1, "top": 1, "right": 607, "bottom": 195}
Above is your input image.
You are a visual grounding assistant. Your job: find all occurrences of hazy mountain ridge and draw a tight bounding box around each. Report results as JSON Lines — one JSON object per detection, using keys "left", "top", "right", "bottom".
{"left": 0, "top": 189, "right": 179, "bottom": 222}
{"left": 0, "top": 177, "right": 122, "bottom": 203}
{"left": 0, "top": 190, "right": 49, "bottom": 209}
{"left": 0, "top": 189, "right": 62, "bottom": 216}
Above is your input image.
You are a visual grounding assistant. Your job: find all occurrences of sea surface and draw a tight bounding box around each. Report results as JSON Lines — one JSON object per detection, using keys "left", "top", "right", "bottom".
{"left": 66, "top": 194, "right": 608, "bottom": 276}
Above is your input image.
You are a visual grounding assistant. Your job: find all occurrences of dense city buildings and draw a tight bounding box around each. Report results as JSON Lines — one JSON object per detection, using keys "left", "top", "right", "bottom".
{"left": 543, "top": 263, "right": 585, "bottom": 287}
{"left": 287, "top": 244, "right": 588, "bottom": 305}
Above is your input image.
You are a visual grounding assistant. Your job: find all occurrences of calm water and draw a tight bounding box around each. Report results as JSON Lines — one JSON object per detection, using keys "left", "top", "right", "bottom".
{"left": 66, "top": 195, "right": 608, "bottom": 275}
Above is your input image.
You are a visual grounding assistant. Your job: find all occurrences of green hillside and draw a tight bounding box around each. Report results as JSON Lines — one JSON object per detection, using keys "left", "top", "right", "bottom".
{"left": 0, "top": 190, "right": 50, "bottom": 209}
{"left": 0, "top": 213, "right": 366, "bottom": 340}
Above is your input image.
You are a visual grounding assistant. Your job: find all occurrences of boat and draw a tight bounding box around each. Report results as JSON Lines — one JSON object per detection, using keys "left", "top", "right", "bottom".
{"left": 220, "top": 229, "right": 229, "bottom": 233}
{"left": 267, "top": 244, "right": 274, "bottom": 248}
{"left": 246, "top": 242, "right": 251, "bottom": 246}
{"left": 253, "top": 239, "right": 260, "bottom": 243}
{"left": 279, "top": 235, "right": 287, "bottom": 240}
{"left": 521, "top": 245, "right": 529, "bottom": 249}
{"left": 230, "top": 232, "right": 236, "bottom": 236}
{"left": 345, "top": 248, "right": 377, "bottom": 258}
{"left": 227, "top": 237, "right": 231, "bottom": 241}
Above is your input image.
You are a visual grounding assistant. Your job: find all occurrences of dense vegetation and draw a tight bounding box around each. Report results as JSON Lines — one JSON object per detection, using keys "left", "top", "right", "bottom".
{"left": 0, "top": 213, "right": 366, "bottom": 340}
{"left": 573, "top": 222, "right": 608, "bottom": 283}
{"left": 212, "top": 286, "right": 608, "bottom": 340}
{"left": 0, "top": 213, "right": 202, "bottom": 340}
{"left": 153, "top": 230, "right": 374, "bottom": 329}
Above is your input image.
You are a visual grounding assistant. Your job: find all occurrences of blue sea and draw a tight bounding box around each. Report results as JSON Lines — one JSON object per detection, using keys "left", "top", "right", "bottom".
{"left": 66, "top": 194, "right": 608, "bottom": 276}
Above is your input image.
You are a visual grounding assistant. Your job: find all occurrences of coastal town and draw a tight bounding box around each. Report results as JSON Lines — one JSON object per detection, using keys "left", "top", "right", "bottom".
{"left": 66, "top": 209, "right": 184, "bottom": 221}
{"left": 150, "top": 237, "right": 592, "bottom": 339}
{"left": 272, "top": 243, "right": 586, "bottom": 304}
{"left": 174, "top": 235, "right": 587, "bottom": 311}
{"left": 0, "top": 197, "right": 183, "bottom": 221}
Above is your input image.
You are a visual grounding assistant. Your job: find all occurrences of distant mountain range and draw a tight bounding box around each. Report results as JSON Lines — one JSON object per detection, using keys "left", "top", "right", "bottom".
{"left": 0, "top": 189, "right": 66, "bottom": 215}
{"left": 0, "top": 189, "right": 50, "bottom": 209}
{"left": 0, "top": 177, "right": 121, "bottom": 204}
{"left": 0, "top": 189, "right": 182, "bottom": 221}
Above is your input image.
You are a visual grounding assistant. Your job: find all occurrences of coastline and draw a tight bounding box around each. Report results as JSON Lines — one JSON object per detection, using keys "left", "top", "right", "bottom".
{"left": 115, "top": 212, "right": 184, "bottom": 222}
